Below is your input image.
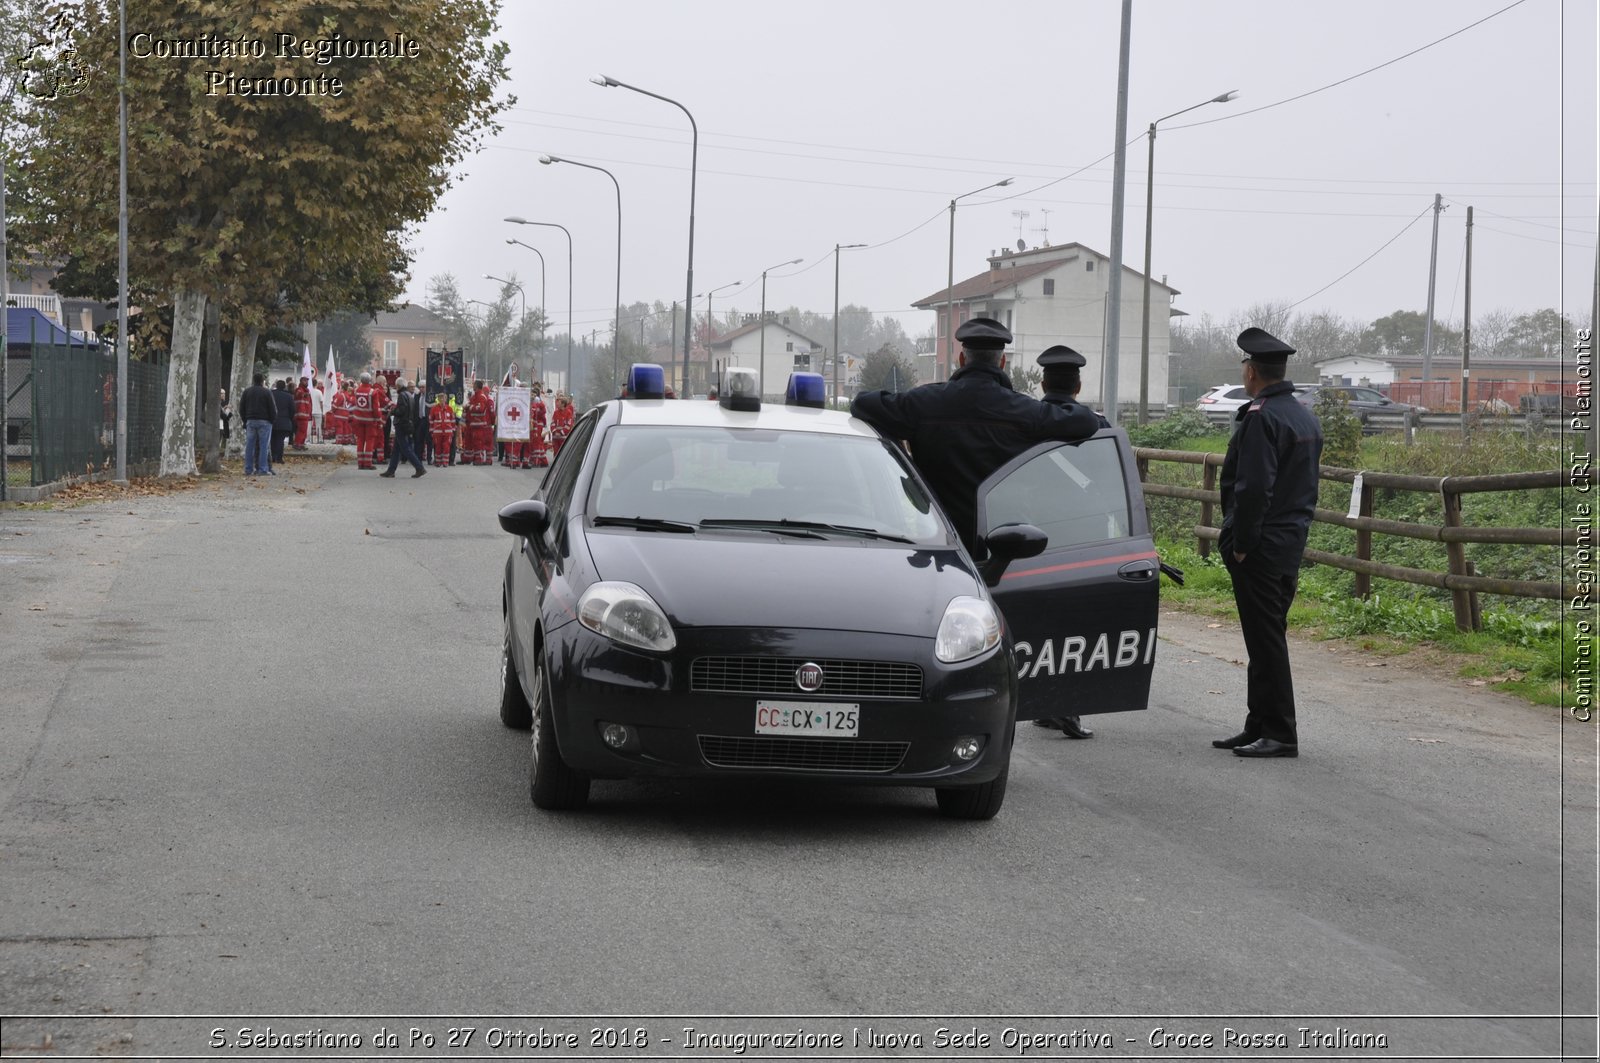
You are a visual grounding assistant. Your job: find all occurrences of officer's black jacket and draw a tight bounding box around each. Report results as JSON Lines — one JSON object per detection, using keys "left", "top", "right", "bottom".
{"left": 850, "top": 362, "right": 1101, "bottom": 554}
{"left": 1042, "top": 390, "right": 1112, "bottom": 429}
{"left": 1219, "top": 380, "right": 1323, "bottom": 561}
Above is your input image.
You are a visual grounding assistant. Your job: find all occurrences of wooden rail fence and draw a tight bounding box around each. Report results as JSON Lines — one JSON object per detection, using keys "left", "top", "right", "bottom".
{"left": 1134, "top": 447, "right": 1583, "bottom": 632}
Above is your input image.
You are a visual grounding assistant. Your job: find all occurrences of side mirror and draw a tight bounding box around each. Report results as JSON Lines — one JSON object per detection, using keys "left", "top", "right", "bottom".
{"left": 498, "top": 499, "right": 550, "bottom": 538}
{"left": 978, "top": 522, "right": 1047, "bottom": 587}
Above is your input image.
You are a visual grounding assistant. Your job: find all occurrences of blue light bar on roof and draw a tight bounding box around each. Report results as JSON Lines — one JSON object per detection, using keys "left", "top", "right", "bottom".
{"left": 627, "top": 363, "right": 666, "bottom": 399}
{"left": 785, "top": 372, "right": 827, "bottom": 408}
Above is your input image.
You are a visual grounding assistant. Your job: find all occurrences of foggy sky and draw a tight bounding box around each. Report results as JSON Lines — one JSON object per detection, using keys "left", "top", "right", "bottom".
{"left": 403, "top": 0, "right": 1598, "bottom": 348}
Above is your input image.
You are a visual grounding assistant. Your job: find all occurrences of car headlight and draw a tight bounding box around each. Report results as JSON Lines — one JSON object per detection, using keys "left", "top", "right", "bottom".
{"left": 577, "top": 581, "right": 677, "bottom": 652}
{"left": 935, "top": 595, "right": 1001, "bottom": 663}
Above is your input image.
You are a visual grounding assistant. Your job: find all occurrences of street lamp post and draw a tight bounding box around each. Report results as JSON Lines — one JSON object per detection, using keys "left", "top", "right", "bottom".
{"left": 945, "top": 178, "right": 1013, "bottom": 381}
{"left": 504, "top": 218, "right": 574, "bottom": 395}
{"left": 833, "top": 243, "right": 867, "bottom": 407}
{"left": 504, "top": 239, "right": 546, "bottom": 385}
{"left": 701, "top": 281, "right": 740, "bottom": 394}
{"left": 591, "top": 75, "right": 698, "bottom": 403}
{"left": 759, "top": 257, "right": 803, "bottom": 396}
{"left": 1138, "top": 89, "right": 1238, "bottom": 424}
{"left": 539, "top": 154, "right": 621, "bottom": 389}
{"left": 485, "top": 274, "right": 526, "bottom": 385}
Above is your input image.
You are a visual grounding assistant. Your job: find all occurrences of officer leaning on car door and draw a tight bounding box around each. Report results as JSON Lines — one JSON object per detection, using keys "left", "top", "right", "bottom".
{"left": 849, "top": 317, "right": 1101, "bottom": 557}
{"left": 1214, "top": 327, "right": 1323, "bottom": 760}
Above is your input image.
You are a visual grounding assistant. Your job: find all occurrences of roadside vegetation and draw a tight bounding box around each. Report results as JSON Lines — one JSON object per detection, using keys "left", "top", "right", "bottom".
{"left": 1127, "top": 411, "right": 1569, "bottom": 707}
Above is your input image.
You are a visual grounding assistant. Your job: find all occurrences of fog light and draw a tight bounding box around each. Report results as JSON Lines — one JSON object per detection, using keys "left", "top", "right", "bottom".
{"left": 952, "top": 736, "right": 983, "bottom": 762}
{"left": 602, "top": 723, "right": 633, "bottom": 749}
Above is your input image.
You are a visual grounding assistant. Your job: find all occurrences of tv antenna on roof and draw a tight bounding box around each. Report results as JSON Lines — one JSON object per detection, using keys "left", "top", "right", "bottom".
{"left": 1011, "top": 209, "right": 1030, "bottom": 242}
{"left": 1035, "top": 208, "right": 1052, "bottom": 246}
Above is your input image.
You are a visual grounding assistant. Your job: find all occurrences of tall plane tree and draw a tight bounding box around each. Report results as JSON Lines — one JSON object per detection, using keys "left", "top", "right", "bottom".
{"left": 17, "top": 0, "right": 511, "bottom": 475}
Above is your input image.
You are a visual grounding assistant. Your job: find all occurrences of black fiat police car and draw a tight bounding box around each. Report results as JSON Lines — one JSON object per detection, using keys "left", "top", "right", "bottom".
{"left": 497, "top": 365, "right": 1157, "bottom": 819}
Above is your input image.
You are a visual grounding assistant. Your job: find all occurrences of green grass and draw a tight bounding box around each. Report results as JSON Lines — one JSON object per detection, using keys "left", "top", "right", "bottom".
{"left": 1155, "top": 537, "right": 1566, "bottom": 707}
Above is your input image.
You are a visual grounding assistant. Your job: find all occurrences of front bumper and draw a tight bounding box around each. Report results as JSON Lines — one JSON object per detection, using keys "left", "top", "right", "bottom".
{"left": 544, "top": 624, "right": 1014, "bottom": 786}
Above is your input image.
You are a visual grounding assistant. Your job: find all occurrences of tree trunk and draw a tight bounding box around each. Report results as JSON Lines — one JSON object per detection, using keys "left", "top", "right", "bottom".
{"left": 200, "top": 299, "right": 222, "bottom": 473}
{"left": 227, "top": 325, "right": 259, "bottom": 458}
{"left": 160, "top": 288, "right": 206, "bottom": 477}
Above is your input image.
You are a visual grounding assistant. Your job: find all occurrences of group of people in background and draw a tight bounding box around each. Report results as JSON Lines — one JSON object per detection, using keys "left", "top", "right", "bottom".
{"left": 238, "top": 371, "right": 578, "bottom": 476}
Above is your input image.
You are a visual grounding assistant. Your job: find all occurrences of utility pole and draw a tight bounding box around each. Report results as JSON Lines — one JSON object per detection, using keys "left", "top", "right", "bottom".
{"left": 1461, "top": 206, "right": 1472, "bottom": 431}
{"left": 1102, "top": 0, "right": 1134, "bottom": 424}
{"left": 1422, "top": 193, "right": 1445, "bottom": 384}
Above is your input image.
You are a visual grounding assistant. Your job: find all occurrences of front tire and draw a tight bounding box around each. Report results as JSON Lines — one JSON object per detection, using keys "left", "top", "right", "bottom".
{"left": 529, "top": 646, "right": 590, "bottom": 811}
{"left": 935, "top": 756, "right": 1009, "bottom": 820}
{"left": 499, "top": 613, "right": 532, "bottom": 729}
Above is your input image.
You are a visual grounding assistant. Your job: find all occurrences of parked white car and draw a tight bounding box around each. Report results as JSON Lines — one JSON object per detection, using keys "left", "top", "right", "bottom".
{"left": 1195, "top": 384, "right": 1252, "bottom": 418}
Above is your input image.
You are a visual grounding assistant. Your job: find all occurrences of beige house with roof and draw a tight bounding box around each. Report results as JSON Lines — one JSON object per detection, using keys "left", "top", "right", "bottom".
{"left": 706, "top": 316, "right": 827, "bottom": 399}
{"left": 912, "top": 242, "right": 1180, "bottom": 406}
{"left": 366, "top": 305, "right": 452, "bottom": 377}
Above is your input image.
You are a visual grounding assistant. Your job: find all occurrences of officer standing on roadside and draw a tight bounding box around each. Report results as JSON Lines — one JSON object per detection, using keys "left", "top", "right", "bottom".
{"left": 850, "top": 317, "right": 1101, "bottom": 557}
{"left": 1029, "top": 343, "right": 1111, "bottom": 740}
{"left": 1214, "top": 327, "right": 1323, "bottom": 759}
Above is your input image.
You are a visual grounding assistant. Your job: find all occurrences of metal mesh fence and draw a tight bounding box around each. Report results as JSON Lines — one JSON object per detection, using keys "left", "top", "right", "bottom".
{"left": 5, "top": 328, "right": 167, "bottom": 487}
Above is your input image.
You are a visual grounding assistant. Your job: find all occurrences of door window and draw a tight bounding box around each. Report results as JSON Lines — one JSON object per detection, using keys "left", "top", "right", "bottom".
{"left": 981, "top": 436, "right": 1131, "bottom": 550}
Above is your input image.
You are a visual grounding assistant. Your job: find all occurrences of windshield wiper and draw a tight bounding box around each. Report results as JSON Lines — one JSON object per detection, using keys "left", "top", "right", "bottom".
{"left": 592, "top": 516, "right": 698, "bottom": 533}
{"left": 699, "top": 518, "right": 913, "bottom": 543}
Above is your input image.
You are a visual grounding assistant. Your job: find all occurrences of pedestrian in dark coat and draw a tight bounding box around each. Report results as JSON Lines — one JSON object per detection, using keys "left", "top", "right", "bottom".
{"left": 270, "top": 379, "right": 295, "bottom": 463}
{"left": 850, "top": 317, "right": 1100, "bottom": 557}
{"left": 1213, "top": 327, "right": 1324, "bottom": 759}
{"left": 238, "top": 373, "right": 277, "bottom": 476}
{"left": 379, "top": 379, "right": 428, "bottom": 478}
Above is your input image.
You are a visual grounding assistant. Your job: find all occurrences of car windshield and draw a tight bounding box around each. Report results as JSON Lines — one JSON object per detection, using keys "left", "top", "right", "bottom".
{"left": 591, "top": 425, "right": 948, "bottom": 543}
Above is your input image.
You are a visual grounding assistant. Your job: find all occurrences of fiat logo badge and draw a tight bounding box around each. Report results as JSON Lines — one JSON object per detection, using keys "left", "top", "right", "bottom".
{"left": 795, "top": 662, "right": 824, "bottom": 693}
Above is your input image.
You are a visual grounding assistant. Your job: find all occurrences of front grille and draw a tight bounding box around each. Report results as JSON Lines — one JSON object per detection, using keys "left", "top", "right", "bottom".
{"left": 698, "top": 735, "right": 909, "bottom": 773}
{"left": 691, "top": 657, "right": 922, "bottom": 700}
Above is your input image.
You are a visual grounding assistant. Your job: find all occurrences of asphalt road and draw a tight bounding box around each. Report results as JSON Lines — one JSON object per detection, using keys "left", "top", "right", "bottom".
{"left": 0, "top": 456, "right": 1594, "bottom": 1061}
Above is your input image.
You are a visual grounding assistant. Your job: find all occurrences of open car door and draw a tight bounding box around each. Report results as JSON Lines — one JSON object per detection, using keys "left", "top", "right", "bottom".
{"left": 976, "top": 429, "right": 1159, "bottom": 719}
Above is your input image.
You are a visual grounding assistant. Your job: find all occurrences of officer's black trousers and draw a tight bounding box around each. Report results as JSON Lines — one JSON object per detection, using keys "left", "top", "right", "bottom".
{"left": 1224, "top": 555, "right": 1300, "bottom": 744}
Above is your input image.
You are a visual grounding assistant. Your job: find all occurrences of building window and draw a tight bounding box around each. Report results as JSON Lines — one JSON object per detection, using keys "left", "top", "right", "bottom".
{"left": 383, "top": 340, "right": 399, "bottom": 367}
{"left": 793, "top": 353, "right": 810, "bottom": 370}
{"left": 1005, "top": 310, "right": 1013, "bottom": 331}
{"left": 785, "top": 341, "right": 794, "bottom": 352}
{"left": 1085, "top": 260, "right": 1095, "bottom": 272}
{"left": 1043, "top": 278, "right": 1055, "bottom": 296}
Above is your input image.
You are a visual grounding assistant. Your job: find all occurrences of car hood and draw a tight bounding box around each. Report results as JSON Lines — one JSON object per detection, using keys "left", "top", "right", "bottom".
{"left": 585, "top": 529, "right": 981, "bottom": 635}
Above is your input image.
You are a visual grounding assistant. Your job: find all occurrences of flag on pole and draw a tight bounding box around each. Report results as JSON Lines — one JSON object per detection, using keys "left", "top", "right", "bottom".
{"left": 324, "top": 343, "right": 337, "bottom": 392}
{"left": 299, "top": 342, "right": 315, "bottom": 384}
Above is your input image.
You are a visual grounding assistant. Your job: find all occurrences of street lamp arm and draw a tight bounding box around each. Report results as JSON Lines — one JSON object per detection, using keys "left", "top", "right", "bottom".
{"left": 1154, "top": 89, "right": 1240, "bottom": 129}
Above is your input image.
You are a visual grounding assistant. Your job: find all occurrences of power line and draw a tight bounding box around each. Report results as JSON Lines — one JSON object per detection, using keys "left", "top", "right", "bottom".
{"left": 1168, "top": 0, "right": 1532, "bottom": 132}
{"left": 505, "top": 107, "right": 1587, "bottom": 190}
{"left": 1286, "top": 202, "right": 1435, "bottom": 310}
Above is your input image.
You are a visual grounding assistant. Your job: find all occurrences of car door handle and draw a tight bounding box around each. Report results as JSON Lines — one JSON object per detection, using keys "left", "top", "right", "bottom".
{"left": 1118, "top": 559, "right": 1157, "bottom": 581}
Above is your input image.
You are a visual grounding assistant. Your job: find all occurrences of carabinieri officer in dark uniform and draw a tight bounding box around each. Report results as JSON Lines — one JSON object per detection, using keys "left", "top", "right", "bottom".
{"left": 1214, "top": 328, "right": 1323, "bottom": 759}
{"left": 1030, "top": 344, "right": 1110, "bottom": 740}
{"left": 850, "top": 318, "right": 1101, "bottom": 558}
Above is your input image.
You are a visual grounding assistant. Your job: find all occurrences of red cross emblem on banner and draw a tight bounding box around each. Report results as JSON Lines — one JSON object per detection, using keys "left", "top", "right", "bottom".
{"left": 506, "top": 404, "right": 524, "bottom": 423}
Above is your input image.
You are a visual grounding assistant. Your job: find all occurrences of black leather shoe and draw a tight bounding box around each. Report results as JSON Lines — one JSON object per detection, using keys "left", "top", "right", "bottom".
{"left": 1060, "top": 716, "right": 1094, "bottom": 739}
{"left": 378, "top": 471, "right": 395, "bottom": 477}
{"left": 1233, "top": 738, "right": 1298, "bottom": 758}
{"left": 412, "top": 467, "right": 426, "bottom": 478}
{"left": 1212, "top": 732, "right": 1255, "bottom": 749}
{"left": 1032, "top": 718, "right": 1064, "bottom": 731}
